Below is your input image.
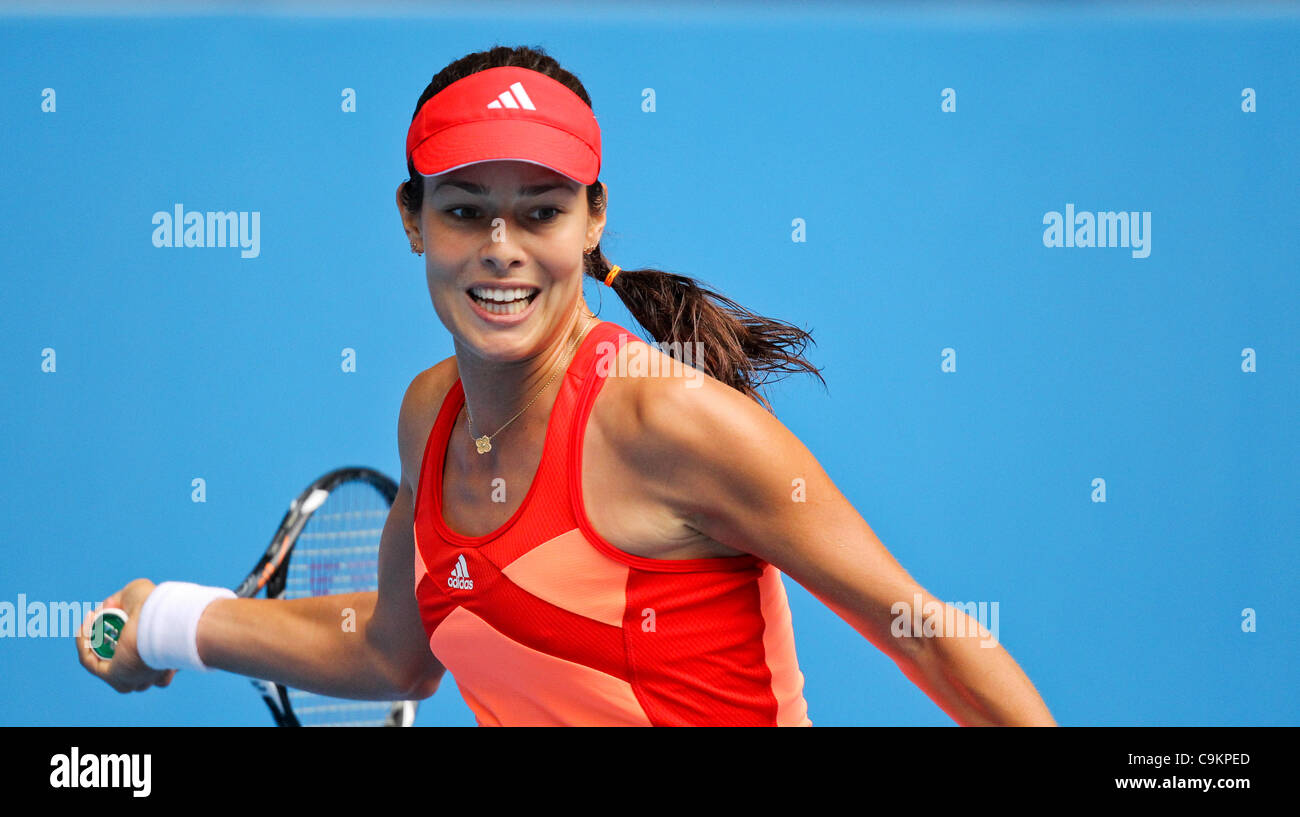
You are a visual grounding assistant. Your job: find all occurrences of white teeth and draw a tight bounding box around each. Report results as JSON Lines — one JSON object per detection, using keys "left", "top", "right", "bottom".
{"left": 473, "top": 296, "right": 531, "bottom": 315}
{"left": 470, "top": 286, "right": 537, "bottom": 302}
{"left": 469, "top": 288, "right": 536, "bottom": 316}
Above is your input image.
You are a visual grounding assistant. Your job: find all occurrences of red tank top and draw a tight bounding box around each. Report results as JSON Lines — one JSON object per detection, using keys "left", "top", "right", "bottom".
{"left": 412, "top": 320, "right": 812, "bottom": 726}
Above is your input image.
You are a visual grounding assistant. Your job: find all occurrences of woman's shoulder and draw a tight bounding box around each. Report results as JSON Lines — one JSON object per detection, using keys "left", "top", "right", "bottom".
{"left": 588, "top": 337, "right": 785, "bottom": 558}
{"left": 590, "top": 335, "right": 764, "bottom": 467}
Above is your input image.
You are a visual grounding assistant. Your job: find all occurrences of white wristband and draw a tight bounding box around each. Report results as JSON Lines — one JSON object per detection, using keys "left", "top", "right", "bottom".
{"left": 135, "top": 581, "right": 235, "bottom": 672}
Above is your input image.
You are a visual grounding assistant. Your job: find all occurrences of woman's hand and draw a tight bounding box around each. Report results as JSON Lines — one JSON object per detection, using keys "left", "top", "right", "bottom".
{"left": 75, "top": 578, "right": 178, "bottom": 693}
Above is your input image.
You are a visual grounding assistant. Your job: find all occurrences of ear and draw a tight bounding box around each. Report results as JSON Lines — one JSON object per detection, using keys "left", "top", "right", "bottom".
{"left": 586, "top": 181, "right": 608, "bottom": 249}
{"left": 396, "top": 180, "right": 423, "bottom": 250}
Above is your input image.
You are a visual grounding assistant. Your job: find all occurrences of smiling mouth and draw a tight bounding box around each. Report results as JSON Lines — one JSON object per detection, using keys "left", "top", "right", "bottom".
{"left": 466, "top": 287, "right": 540, "bottom": 315}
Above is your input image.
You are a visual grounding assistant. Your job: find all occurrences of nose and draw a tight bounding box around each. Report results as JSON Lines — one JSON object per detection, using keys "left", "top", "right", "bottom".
{"left": 477, "top": 217, "right": 529, "bottom": 272}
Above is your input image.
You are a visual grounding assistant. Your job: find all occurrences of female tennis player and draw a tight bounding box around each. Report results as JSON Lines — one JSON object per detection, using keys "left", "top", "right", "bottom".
{"left": 77, "top": 45, "right": 1055, "bottom": 726}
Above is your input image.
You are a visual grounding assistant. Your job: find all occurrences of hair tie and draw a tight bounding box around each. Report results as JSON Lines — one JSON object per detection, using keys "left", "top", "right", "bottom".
{"left": 604, "top": 265, "right": 621, "bottom": 287}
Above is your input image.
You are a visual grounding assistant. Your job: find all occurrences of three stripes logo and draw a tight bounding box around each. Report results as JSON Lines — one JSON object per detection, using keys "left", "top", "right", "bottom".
{"left": 486, "top": 81, "right": 535, "bottom": 110}
{"left": 447, "top": 554, "right": 474, "bottom": 590}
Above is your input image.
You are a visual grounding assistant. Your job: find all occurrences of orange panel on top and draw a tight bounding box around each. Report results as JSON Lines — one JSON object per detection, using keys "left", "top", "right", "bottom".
{"left": 499, "top": 527, "right": 630, "bottom": 628}
{"left": 429, "top": 605, "right": 653, "bottom": 726}
{"left": 756, "top": 564, "right": 813, "bottom": 727}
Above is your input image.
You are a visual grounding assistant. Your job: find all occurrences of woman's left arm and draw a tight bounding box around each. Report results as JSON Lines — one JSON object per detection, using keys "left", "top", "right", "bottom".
{"left": 629, "top": 371, "right": 1057, "bottom": 727}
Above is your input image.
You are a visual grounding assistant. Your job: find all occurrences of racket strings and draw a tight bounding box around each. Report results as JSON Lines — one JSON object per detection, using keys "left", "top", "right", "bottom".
{"left": 283, "top": 479, "right": 392, "bottom": 726}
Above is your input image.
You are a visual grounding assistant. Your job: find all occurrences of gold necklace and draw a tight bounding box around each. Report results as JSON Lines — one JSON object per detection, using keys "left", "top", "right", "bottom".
{"left": 465, "top": 312, "right": 597, "bottom": 455}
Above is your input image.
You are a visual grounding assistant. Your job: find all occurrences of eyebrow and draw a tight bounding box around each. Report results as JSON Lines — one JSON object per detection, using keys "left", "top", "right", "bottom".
{"left": 433, "top": 179, "right": 578, "bottom": 196}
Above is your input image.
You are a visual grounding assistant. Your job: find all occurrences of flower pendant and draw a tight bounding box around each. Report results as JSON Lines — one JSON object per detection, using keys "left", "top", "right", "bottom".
{"left": 475, "top": 435, "right": 492, "bottom": 454}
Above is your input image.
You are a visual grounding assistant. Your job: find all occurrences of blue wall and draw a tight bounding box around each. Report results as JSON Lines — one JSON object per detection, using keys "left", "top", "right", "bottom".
{"left": 1, "top": 2, "right": 1296, "bottom": 726}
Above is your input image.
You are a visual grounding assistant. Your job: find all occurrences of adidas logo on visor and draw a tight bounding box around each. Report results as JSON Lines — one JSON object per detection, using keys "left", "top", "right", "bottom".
{"left": 447, "top": 553, "right": 474, "bottom": 590}
{"left": 486, "top": 81, "right": 536, "bottom": 110}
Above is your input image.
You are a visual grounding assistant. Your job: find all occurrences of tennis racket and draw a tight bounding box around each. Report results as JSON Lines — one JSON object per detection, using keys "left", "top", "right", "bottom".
{"left": 235, "top": 466, "right": 417, "bottom": 727}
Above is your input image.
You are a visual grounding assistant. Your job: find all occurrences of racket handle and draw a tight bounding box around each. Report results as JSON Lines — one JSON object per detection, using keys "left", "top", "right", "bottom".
{"left": 89, "top": 607, "right": 129, "bottom": 660}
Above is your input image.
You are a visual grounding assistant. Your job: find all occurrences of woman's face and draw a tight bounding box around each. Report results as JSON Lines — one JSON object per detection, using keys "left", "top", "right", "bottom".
{"left": 402, "top": 160, "right": 605, "bottom": 362}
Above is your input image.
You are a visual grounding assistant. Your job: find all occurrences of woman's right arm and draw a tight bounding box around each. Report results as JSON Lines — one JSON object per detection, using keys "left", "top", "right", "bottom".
{"left": 196, "top": 477, "right": 444, "bottom": 700}
{"left": 77, "top": 366, "right": 449, "bottom": 702}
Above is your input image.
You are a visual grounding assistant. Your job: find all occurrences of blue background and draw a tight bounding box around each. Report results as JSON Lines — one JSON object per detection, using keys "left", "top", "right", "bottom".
{"left": 1, "top": 1, "right": 1296, "bottom": 726}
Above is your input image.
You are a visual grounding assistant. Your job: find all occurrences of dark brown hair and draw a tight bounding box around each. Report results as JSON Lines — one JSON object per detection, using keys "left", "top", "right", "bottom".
{"left": 401, "top": 44, "right": 825, "bottom": 412}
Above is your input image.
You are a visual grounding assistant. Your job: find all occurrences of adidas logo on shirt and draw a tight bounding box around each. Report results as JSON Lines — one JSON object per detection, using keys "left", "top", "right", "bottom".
{"left": 447, "top": 554, "right": 474, "bottom": 590}
{"left": 486, "top": 81, "right": 536, "bottom": 110}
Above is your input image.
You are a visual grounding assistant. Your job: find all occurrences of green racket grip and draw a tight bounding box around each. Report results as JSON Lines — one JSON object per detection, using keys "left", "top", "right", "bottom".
{"left": 89, "top": 607, "right": 128, "bottom": 660}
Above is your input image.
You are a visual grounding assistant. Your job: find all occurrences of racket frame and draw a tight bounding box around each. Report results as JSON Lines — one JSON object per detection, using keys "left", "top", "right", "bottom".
{"left": 234, "top": 467, "right": 417, "bottom": 727}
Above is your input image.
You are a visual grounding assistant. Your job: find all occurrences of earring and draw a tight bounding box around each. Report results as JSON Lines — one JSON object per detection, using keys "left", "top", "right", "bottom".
{"left": 410, "top": 243, "right": 423, "bottom": 255}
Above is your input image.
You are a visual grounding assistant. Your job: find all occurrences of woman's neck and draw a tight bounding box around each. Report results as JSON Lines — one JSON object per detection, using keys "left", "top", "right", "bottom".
{"left": 452, "top": 308, "right": 596, "bottom": 446}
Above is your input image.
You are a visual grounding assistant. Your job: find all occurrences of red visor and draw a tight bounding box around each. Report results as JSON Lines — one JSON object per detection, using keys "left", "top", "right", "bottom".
{"left": 405, "top": 66, "right": 601, "bottom": 185}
